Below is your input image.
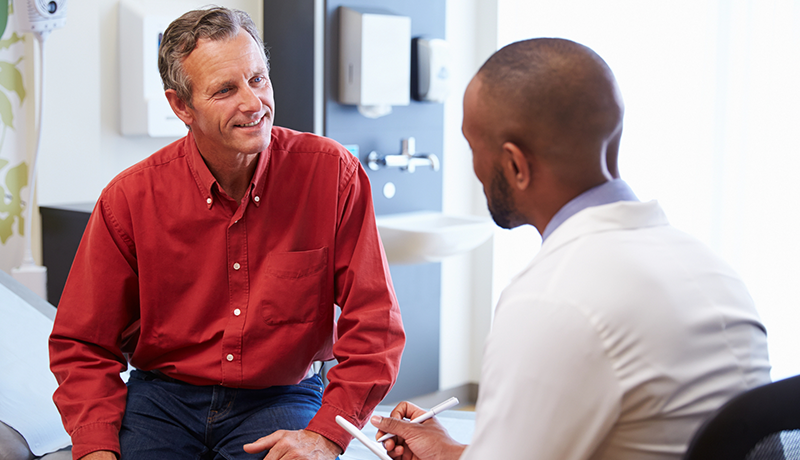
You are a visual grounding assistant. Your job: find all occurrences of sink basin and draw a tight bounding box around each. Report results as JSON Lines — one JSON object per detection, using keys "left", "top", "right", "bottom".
{"left": 376, "top": 211, "right": 495, "bottom": 265}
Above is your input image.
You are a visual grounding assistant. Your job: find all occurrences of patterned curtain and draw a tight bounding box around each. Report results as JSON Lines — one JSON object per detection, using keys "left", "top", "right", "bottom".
{"left": 0, "top": 0, "right": 30, "bottom": 273}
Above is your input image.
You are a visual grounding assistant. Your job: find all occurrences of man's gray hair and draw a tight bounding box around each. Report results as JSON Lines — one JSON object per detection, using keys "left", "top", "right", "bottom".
{"left": 158, "top": 6, "right": 268, "bottom": 107}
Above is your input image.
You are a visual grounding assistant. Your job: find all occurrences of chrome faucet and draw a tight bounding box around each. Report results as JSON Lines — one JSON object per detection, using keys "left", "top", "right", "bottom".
{"left": 367, "top": 138, "right": 440, "bottom": 173}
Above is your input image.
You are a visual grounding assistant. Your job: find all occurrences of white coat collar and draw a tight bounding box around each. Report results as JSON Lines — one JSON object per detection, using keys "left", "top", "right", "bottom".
{"left": 524, "top": 200, "right": 670, "bottom": 274}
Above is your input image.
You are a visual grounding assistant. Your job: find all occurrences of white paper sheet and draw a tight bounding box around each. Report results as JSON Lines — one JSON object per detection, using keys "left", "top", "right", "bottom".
{"left": 0, "top": 273, "right": 70, "bottom": 456}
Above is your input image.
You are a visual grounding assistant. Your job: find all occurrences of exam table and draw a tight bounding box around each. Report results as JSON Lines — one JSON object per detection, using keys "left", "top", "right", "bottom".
{"left": 0, "top": 270, "right": 71, "bottom": 459}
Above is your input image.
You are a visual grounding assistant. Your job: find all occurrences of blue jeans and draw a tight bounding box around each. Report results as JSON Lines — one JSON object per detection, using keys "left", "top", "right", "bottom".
{"left": 119, "top": 370, "right": 324, "bottom": 460}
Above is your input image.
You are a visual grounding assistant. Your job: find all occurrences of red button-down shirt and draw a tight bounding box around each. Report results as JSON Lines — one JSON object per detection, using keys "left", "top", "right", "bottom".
{"left": 49, "top": 127, "right": 405, "bottom": 458}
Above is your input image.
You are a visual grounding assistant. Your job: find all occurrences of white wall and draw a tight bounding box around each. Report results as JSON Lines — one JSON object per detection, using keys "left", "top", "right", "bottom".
{"left": 439, "top": 0, "right": 498, "bottom": 390}
{"left": 36, "top": 0, "right": 262, "bottom": 207}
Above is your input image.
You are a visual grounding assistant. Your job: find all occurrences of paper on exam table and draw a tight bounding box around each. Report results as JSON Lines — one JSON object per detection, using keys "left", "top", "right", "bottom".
{"left": 340, "top": 408, "right": 475, "bottom": 460}
{"left": 0, "top": 273, "right": 71, "bottom": 456}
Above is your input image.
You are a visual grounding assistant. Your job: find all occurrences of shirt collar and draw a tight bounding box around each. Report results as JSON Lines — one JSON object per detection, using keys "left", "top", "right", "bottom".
{"left": 186, "top": 131, "right": 217, "bottom": 209}
{"left": 186, "top": 130, "right": 272, "bottom": 209}
{"left": 541, "top": 179, "right": 639, "bottom": 241}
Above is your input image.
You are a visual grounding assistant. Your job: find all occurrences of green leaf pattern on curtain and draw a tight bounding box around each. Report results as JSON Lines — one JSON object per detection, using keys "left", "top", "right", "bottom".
{"left": 0, "top": 0, "right": 29, "bottom": 244}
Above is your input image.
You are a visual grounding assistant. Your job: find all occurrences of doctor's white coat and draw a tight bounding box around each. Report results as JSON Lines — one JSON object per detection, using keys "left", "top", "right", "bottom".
{"left": 462, "top": 200, "right": 771, "bottom": 460}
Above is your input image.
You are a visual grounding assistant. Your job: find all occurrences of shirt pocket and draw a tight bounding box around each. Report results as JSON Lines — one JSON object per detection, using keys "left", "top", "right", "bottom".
{"left": 261, "top": 247, "right": 328, "bottom": 325}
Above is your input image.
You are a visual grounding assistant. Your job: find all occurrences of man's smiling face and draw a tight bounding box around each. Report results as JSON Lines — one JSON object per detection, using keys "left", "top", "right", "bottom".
{"left": 180, "top": 29, "right": 275, "bottom": 158}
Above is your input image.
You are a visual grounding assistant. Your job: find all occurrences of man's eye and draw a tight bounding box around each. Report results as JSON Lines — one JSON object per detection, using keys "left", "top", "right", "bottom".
{"left": 253, "top": 76, "right": 263, "bottom": 83}
{"left": 219, "top": 88, "right": 230, "bottom": 94}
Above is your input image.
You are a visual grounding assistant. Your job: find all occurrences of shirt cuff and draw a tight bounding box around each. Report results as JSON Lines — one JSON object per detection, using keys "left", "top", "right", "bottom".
{"left": 305, "top": 404, "right": 356, "bottom": 453}
{"left": 69, "top": 422, "right": 120, "bottom": 459}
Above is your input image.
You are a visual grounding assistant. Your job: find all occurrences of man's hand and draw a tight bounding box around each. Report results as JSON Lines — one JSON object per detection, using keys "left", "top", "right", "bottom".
{"left": 80, "top": 450, "right": 117, "bottom": 460}
{"left": 372, "top": 401, "right": 466, "bottom": 460}
{"left": 243, "top": 429, "right": 342, "bottom": 460}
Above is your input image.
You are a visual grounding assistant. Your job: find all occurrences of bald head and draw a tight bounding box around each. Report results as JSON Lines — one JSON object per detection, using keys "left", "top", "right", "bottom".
{"left": 463, "top": 38, "right": 625, "bottom": 231}
{"left": 474, "top": 38, "right": 624, "bottom": 182}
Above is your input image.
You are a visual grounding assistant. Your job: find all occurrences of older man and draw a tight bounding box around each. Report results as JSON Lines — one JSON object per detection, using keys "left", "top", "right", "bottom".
{"left": 50, "top": 7, "right": 404, "bottom": 460}
{"left": 372, "top": 38, "right": 770, "bottom": 460}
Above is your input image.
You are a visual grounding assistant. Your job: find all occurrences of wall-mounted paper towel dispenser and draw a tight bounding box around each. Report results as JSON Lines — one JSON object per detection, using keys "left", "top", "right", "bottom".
{"left": 118, "top": 1, "right": 185, "bottom": 137}
{"left": 338, "top": 6, "right": 410, "bottom": 118}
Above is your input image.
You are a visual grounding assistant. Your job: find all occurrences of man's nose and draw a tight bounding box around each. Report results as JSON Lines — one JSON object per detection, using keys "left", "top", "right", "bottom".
{"left": 239, "top": 87, "right": 262, "bottom": 112}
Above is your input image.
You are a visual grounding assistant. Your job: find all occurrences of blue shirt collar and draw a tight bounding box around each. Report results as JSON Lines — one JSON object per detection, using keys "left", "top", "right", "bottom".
{"left": 541, "top": 179, "right": 639, "bottom": 241}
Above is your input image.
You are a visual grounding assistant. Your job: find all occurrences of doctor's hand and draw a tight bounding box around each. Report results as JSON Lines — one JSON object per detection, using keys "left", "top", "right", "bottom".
{"left": 371, "top": 401, "right": 466, "bottom": 460}
{"left": 243, "top": 429, "right": 342, "bottom": 460}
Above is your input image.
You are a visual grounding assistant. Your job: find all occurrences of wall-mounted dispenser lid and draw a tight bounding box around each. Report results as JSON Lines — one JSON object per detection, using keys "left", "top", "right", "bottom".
{"left": 338, "top": 6, "right": 410, "bottom": 118}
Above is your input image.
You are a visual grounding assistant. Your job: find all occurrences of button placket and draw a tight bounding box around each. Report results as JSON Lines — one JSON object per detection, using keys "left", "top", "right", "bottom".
{"left": 220, "top": 212, "right": 248, "bottom": 385}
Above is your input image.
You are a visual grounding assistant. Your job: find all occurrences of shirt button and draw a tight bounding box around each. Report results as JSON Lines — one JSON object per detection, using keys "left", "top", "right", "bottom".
{"left": 233, "top": 262, "right": 241, "bottom": 270}
{"left": 226, "top": 354, "right": 234, "bottom": 362}
{"left": 234, "top": 308, "right": 241, "bottom": 316}
{"left": 206, "top": 197, "right": 212, "bottom": 205}
{"left": 254, "top": 196, "right": 260, "bottom": 202}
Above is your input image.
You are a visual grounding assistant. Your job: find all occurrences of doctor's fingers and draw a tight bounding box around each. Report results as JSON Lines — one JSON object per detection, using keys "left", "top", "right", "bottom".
{"left": 372, "top": 415, "right": 455, "bottom": 460}
{"left": 389, "top": 401, "right": 428, "bottom": 421}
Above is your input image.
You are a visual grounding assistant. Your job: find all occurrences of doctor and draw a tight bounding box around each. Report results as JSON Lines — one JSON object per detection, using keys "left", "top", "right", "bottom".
{"left": 372, "top": 38, "right": 771, "bottom": 460}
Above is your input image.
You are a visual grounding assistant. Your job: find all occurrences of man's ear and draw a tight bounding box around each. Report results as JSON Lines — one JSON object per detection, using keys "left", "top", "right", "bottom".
{"left": 502, "top": 141, "right": 531, "bottom": 191}
{"left": 165, "top": 89, "right": 194, "bottom": 126}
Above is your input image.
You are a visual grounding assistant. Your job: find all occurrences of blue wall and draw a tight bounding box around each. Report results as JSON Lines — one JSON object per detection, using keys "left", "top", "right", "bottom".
{"left": 265, "top": 0, "right": 447, "bottom": 402}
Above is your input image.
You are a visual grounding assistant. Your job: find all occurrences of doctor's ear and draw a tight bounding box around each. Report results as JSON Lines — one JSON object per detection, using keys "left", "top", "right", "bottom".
{"left": 165, "top": 89, "right": 194, "bottom": 126}
{"left": 502, "top": 141, "right": 531, "bottom": 191}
